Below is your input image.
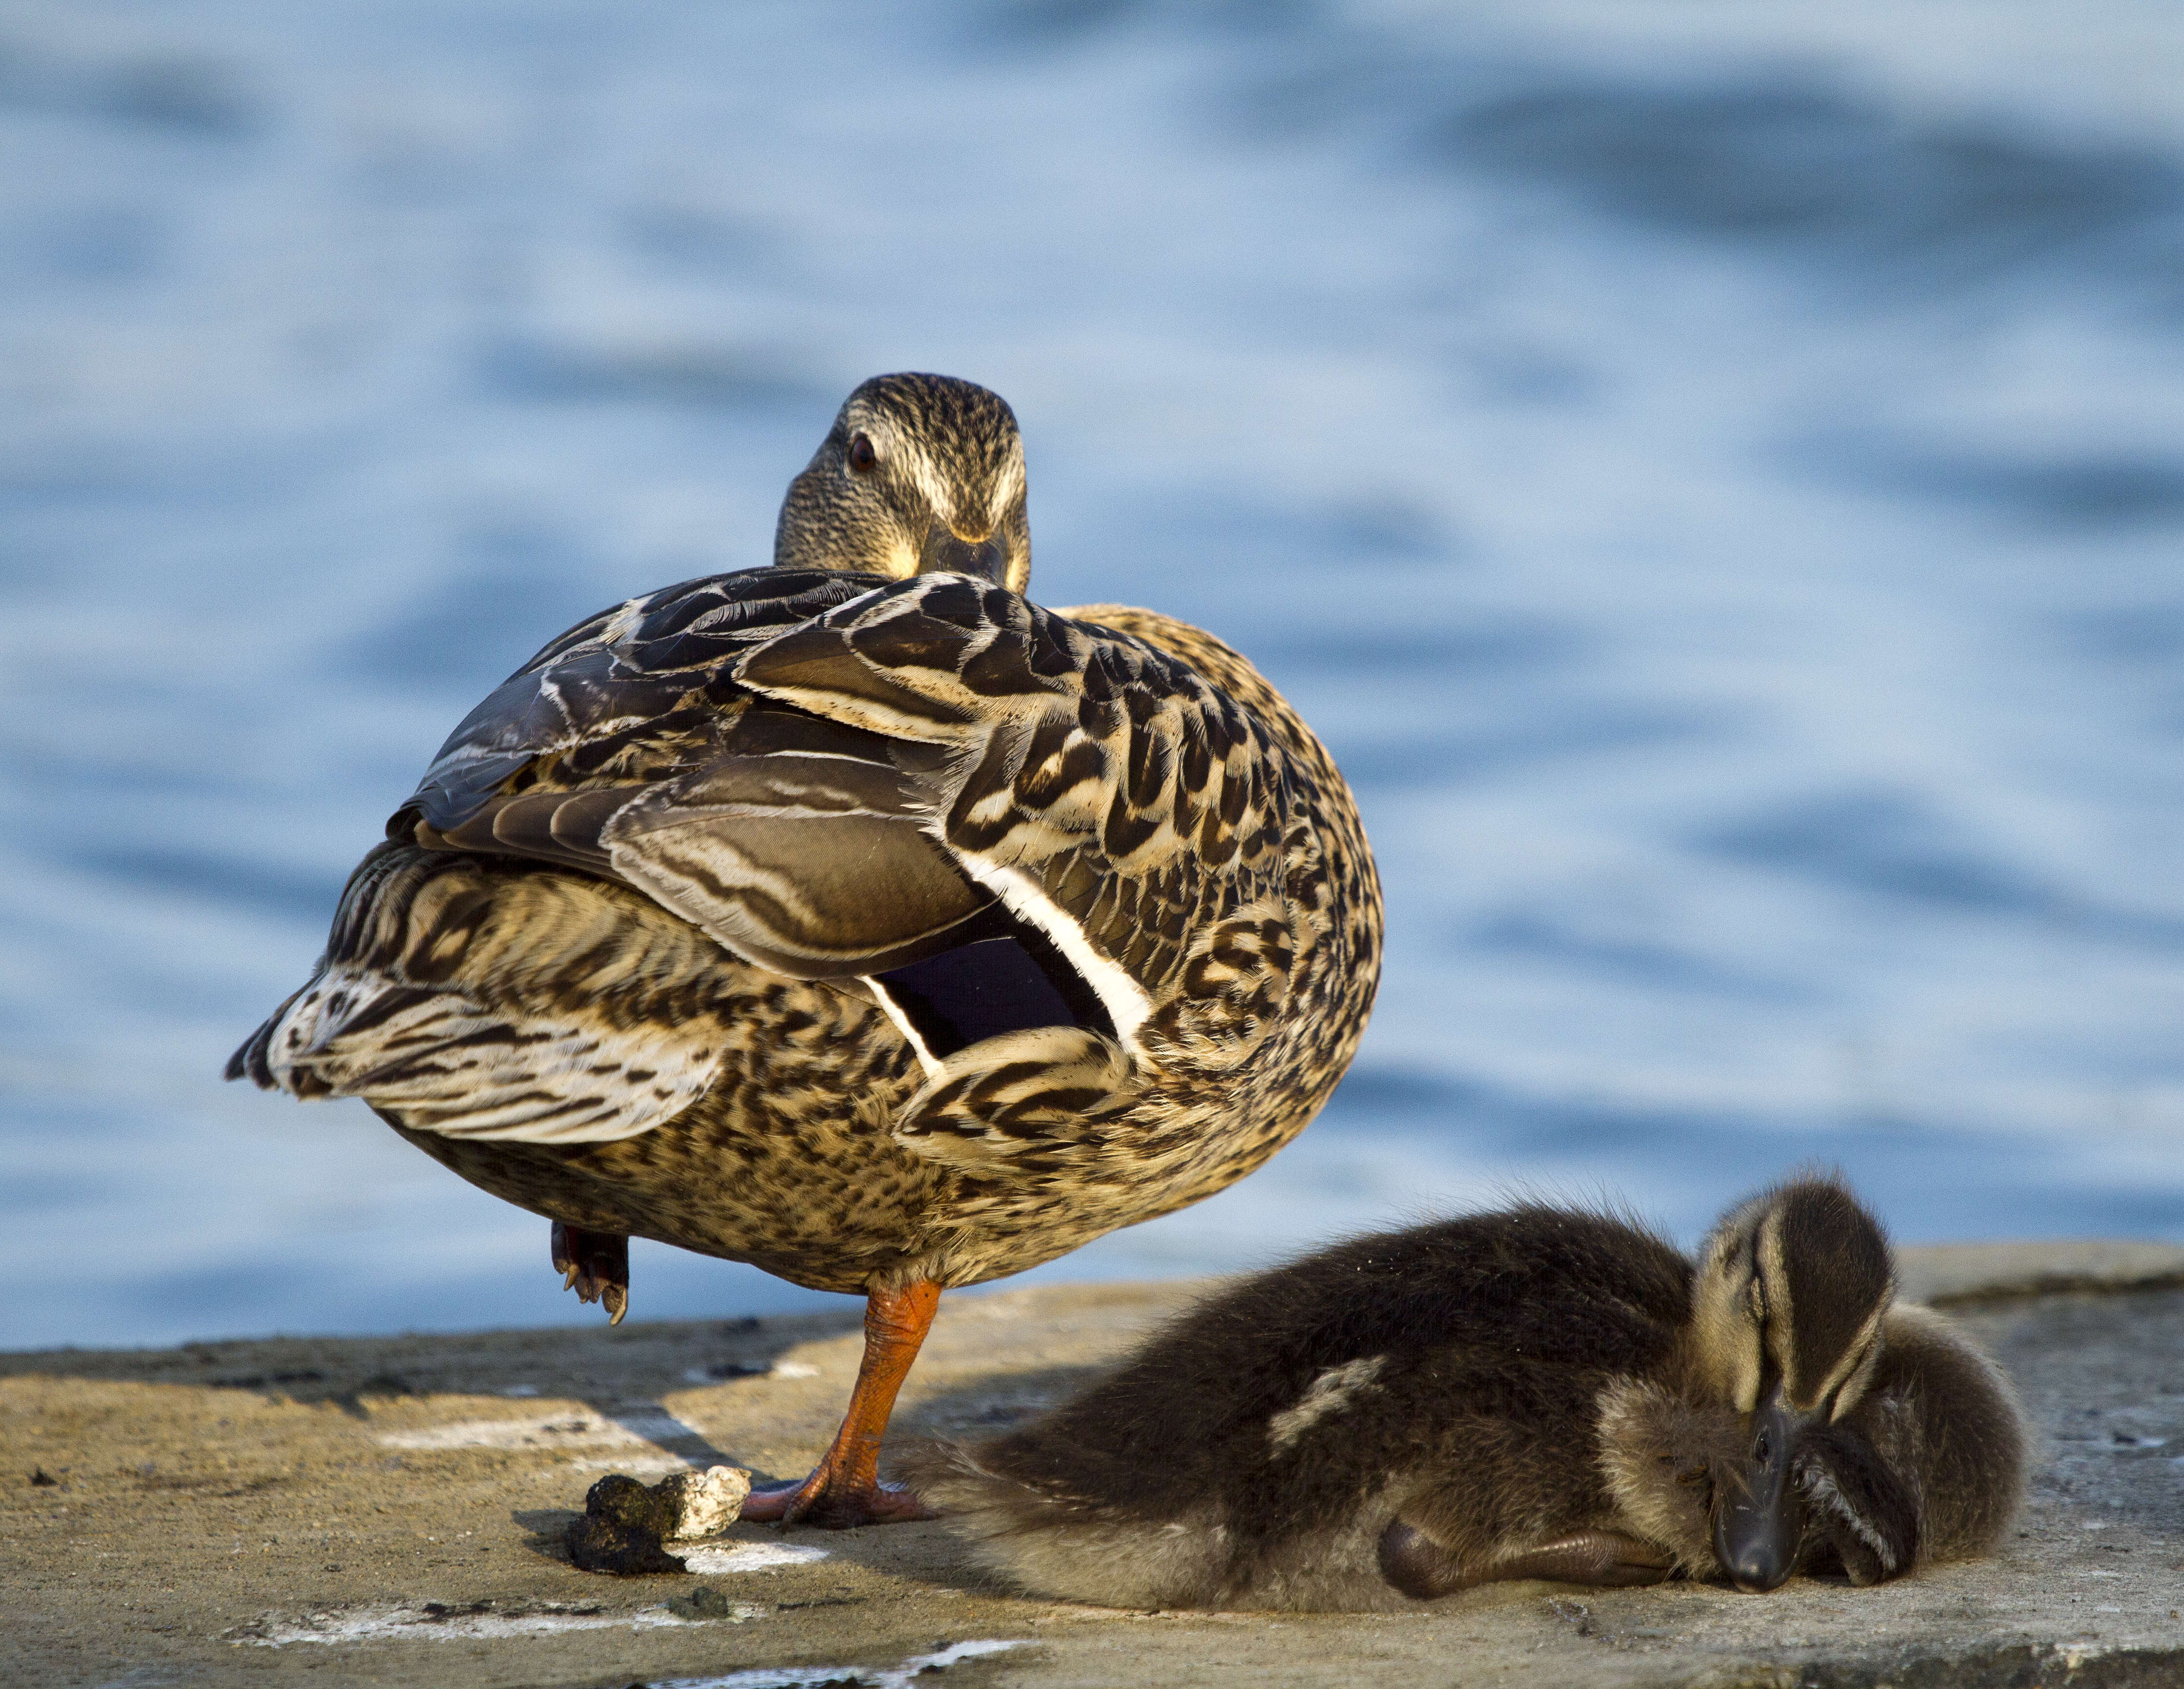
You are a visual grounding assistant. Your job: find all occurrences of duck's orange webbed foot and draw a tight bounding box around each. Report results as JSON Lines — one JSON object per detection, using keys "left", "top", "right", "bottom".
{"left": 740, "top": 1469, "right": 937, "bottom": 1528}
{"left": 739, "top": 1279, "right": 942, "bottom": 1530}
{"left": 551, "top": 1222, "right": 629, "bottom": 1324}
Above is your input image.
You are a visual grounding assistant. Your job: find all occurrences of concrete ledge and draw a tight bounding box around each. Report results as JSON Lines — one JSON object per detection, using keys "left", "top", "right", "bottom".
{"left": 1899, "top": 1241, "right": 2184, "bottom": 1307}
{"left": 6, "top": 1247, "right": 2182, "bottom": 1687}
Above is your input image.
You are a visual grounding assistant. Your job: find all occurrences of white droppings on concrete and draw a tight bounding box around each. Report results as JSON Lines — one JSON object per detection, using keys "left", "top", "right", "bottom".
{"left": 614, "top": 1412, "right": 713, "bottom": 1443}
{"left": 678, "top": 1541, "right": 831, "bottom": 1575}
{"left": 376, "top": 1412, "right": 634, "bottom": 1451}
{"left": 571, "top": 1454, "right": 694, "bottom": 1475}
{"left": 683, "top": 1362, "right": 806, "bottom": 1385}
{"left": 376, "top": 1408, "right": 706, "bottom": 1451}
{"left": 654, "top": 1638, "right": 1033, "bottom": 1688}
{"left": 231, "top": 1601, "right": 713, "bottom": 1646}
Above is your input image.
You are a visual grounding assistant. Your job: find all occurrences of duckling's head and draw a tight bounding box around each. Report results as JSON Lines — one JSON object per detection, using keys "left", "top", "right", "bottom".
{"left": 774, "top": 373, "right": 1030, "bottom": 592}
{"left": 1692, "top": 1177, "right": 1895, "bottom": 1592}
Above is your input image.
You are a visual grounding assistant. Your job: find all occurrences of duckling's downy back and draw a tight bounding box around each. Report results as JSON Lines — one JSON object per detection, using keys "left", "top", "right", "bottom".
{"left": 909, "top": 1204, "right": 1697, "bottom": 1609}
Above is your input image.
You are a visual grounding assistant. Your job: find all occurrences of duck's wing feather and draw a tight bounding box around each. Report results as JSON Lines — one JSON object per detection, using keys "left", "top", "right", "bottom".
{"left": 345, "top": 568, "right": 1307, "bottom": 1169}
{"left": 729, "top": 574, "right": 1305, "bottom": 1177}
{"left": 735, "top": 573, "right": 1294, "bottom": 1003}
{"left": 392, "top": 567, "right": 995, "bottom": 978}
{"left": 396, "top": 567, "right": 1295, "bottom": 1024}
{"left": 406, "top": 568, "right": 878, "bottom": 827}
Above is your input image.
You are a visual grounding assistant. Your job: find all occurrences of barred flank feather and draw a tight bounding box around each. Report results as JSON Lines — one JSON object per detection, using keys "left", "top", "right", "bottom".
{"left": 230, "top": 847, "right": 735, "bottom": 1143}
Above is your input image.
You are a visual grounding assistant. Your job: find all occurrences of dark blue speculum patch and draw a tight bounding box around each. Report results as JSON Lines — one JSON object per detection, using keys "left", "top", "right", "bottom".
{"left": 874, "top": 925, "right": 1116, "bottom": 1059}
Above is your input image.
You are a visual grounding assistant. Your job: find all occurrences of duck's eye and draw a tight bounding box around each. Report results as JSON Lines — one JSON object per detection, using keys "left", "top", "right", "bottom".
{"left": 848, "top": 433, "right": 878, "bottom": 474}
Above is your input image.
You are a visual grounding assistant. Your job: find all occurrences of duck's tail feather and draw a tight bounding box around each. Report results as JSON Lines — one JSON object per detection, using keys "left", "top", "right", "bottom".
{"left": 222, "top": 844, "right": 734, "bottom": 1144}
{"left": 899, "top": 1440, "right": 1228, "bottom": 1609}
{"left": 227, "top": 982, "right": 312, "bottom": 1089}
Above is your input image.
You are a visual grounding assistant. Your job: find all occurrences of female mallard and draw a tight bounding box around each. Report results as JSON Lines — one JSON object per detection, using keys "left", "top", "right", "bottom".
{"left": 908, "top": 1177, "right": 2025, "bottom": 1607}
{"left": 228, "top": 373, "right": 1384, "bottom": 1528}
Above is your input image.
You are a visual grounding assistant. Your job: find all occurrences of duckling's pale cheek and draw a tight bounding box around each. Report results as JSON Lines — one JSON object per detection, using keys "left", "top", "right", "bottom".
{"left": 1691, "top": 1276, "right": 1766, "bottom": 1412}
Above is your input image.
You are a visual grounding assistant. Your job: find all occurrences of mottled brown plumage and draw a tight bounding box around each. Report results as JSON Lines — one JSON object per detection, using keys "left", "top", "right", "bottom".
{"left": 228, "top": 373, "right": 1383, "bottom": 1525}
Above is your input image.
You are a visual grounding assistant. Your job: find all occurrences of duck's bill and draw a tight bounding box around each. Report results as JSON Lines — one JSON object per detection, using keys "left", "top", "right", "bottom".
{"left": 1714, "top": 1387, "right": 1807, "bottom": 1593}
{"left": 917, "top": 524, "right": 1010, "bottom": 583}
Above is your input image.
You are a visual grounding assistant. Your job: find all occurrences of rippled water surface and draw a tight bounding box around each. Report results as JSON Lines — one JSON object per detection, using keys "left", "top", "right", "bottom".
{"left": 6, "top": 1, "right": 2183, "bottom": 1346}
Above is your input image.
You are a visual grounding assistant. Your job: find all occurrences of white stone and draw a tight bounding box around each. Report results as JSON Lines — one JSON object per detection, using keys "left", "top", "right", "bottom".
{"left": 657, "top": 1465, "right": 753, "bottom": 1538}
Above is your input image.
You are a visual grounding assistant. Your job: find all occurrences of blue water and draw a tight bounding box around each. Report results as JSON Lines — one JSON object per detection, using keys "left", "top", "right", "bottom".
{"left": 5, "top": 1, "right": 2183, "bottom": 1349}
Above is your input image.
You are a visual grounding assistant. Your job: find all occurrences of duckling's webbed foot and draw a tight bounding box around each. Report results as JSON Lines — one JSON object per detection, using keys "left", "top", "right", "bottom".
{"left": 1793, "top": 1422, "right": 1919, "bottom": 1586}
{"left": 551, "top": 1222, "right": 629, "bottom": 1325}
{"left": 1378, "top": 1521, "right": 1674, "bottom": 1600}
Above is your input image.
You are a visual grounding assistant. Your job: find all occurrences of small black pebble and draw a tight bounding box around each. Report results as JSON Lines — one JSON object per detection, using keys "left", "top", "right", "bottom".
{"left": 584, "top": 1473, "right": 671, "bottom": 1533}
{"left": 30, "top": 1469, "right": 58, "bottom": 1487}
{"left": 567, "top": 1513, "right": 685, "bottom": 1576}
{"left": 666, "top": 1585, "right": 744, "bottom": 1620}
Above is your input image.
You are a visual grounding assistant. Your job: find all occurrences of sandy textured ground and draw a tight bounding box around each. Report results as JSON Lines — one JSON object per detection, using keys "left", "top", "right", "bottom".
{"left": 7, "top": 1246, "right": 2184, "bottom": 1689}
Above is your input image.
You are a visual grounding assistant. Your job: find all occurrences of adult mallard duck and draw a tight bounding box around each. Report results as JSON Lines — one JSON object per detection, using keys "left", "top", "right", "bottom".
{"left": 909, "top": 1177, "right": 2026, "bottom": 1606}
{"left": 229, "top": 373, "right": 1384, "bottom": 1527}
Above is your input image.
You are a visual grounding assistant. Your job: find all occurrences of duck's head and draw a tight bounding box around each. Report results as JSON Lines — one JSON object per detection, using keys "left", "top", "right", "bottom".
{"left": 773, "top": 372, "right": 1030, "bottom": 592}
{"left": 1691, "top": 1178, "right": 1895, "bottom": 1592}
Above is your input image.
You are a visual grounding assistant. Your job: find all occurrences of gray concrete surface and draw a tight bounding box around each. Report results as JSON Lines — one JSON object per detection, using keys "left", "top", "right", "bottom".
{"left": 5, "top": 1248, "right": 2183, "bottom": 1688}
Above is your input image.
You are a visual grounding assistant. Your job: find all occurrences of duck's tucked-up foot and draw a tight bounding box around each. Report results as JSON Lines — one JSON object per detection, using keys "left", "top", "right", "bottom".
{"left": 551, "top": 1222, "right": 629, "bottom": 1324}
{"left": 740, "top": 1279, "right": 942, "bottom": 1529}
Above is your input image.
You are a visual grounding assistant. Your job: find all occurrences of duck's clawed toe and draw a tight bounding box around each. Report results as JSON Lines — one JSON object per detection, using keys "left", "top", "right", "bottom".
{"left": 550, "top": 1222, "right": 629, "bottom": 1324}
{"left": 740, "top": 1469, "right": 937, "bottom": 1529}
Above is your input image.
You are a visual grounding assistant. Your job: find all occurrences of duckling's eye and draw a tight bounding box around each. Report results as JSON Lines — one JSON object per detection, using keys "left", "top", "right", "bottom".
{"left": 848, "top": 433, "right": 878, "bottom": 475}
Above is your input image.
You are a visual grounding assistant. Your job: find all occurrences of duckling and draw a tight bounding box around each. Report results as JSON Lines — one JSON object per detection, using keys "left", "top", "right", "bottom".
{"left": 227, "top": 372, "right": 1383, "bottom": 1529}
{"left": 1691, "top": 1183, "right": 2026, "bottom": 1593}
{"left": 906, "top": 1178, "right": 2025, "bottom": 1608}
